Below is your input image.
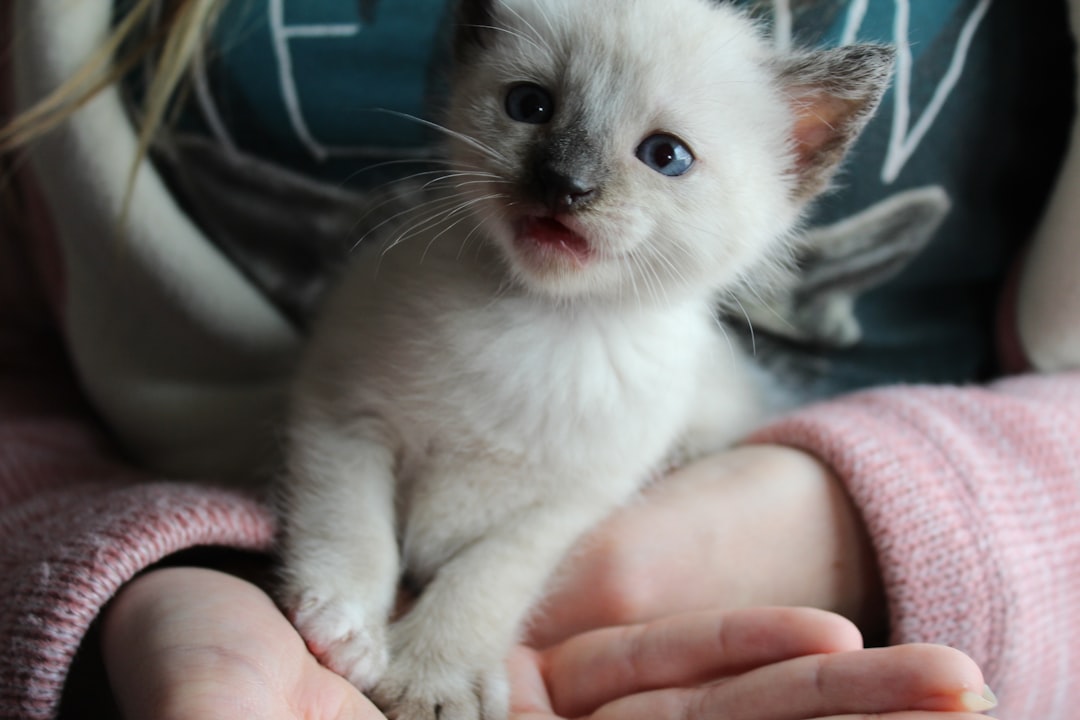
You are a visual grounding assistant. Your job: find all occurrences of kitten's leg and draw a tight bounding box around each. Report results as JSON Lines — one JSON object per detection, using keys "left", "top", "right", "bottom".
{"left": 372, "top": 495, "right": 618, "bottom": 720}
{"left": 278, "top": 417, "right": 400, "bottom": 689}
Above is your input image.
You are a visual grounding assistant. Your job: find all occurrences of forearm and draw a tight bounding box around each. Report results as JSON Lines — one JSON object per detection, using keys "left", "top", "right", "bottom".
{"left": 747, "top": 372, "right": 1080, "bottom": 718}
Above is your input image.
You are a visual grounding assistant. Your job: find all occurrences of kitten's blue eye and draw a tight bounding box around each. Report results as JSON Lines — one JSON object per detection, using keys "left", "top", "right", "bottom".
{"left": 636, "top": 134, "right": 695, "bottom": 176}
{"left": 505, "top": 83, "right": 555, "bottom": 124}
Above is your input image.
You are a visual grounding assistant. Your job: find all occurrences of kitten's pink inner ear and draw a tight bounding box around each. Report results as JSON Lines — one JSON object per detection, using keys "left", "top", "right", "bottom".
{"left": 787, "top": 90, "right": 867, "bottom": 199}
{"left": 790, "top": 91, "right": 857, "bottom": 171}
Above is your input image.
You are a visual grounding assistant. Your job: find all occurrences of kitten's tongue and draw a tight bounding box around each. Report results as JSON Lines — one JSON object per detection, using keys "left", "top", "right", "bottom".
{"left": 518, "top": 217, "right": 592, "bottom": 260}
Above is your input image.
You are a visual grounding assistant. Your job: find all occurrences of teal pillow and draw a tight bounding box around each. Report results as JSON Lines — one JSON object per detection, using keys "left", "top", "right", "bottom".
{"left": 190, "top": 0, "right": 453, "bottom": 182}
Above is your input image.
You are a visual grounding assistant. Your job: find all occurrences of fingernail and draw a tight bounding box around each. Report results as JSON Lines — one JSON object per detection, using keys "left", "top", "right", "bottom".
{"left": 959, "top": 685, "right": 998, "bottom": 713}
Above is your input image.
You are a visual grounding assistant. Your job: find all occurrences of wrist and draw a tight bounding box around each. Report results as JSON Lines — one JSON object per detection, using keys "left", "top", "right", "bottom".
{"left": 728, "top": 444, "right": 886, "bottom": 636}
{"left": 544, "top": 445, "right": 888, "bottom": 640}
{"left": 780, "top": 445, "right": 887, "bottom": 639}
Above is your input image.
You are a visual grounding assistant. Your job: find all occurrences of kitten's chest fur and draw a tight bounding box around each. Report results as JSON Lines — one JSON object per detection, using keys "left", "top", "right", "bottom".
{"left": 298, "top": 235, "right": 758, "bottom": 578}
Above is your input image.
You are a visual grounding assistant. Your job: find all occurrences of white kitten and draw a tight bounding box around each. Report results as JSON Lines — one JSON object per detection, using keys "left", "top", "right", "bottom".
{"left": 278, "top": 1, "right": 893, "bottom": 719}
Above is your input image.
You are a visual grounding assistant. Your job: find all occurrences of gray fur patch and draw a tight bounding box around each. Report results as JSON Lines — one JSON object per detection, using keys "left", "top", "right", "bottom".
{"left": 454, "top": 0, "right": 498, "bottom": 60}
{"left": 729, "top": 184, "right": 950, "bottom": 350}
{"left": 777, "top": 44, "right": 896, "bottom": 199}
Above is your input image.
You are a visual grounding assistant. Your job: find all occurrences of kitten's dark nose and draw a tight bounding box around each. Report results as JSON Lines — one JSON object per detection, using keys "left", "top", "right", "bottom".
{"left": 539, "top": 166, "right": 597, "bottom": 213}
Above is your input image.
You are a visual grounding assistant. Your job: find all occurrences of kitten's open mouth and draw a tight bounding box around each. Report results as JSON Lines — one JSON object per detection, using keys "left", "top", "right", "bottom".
{"left": 516, "top": 216, "right": 593, "bottom": 263}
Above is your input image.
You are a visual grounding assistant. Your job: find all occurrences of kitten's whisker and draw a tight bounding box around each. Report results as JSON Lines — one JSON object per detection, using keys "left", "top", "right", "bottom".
{"left": 452, "top": 178, "right": 514, "bottom": 189}
{"left": 528, "top": 0, "right": 559, "bottom": 41}
{"left": 457, "top": 218, "right": 488, "bottom": 261}
{"left": 712, "top": 313, "right": 740, "bottom": 369}
{"left": 493, "top": 2, "right": 553, "bottom": 54}
{"left": 728, "top": 293, "right": 757, "bottom": 357}
{"left": 635, "top": 246, "right": 671, "bottom": 307}
{"left": 370, "top": 109, "right": 508, "bottom": 166}
{"left": 379, "top": 207, "right": 458, "bottom": 260}
{"left": 650, "top": 244, "right": 691, "bottom": 290}
{"left": 420, "top": 211, "right": 481, "bottom": 264}
{"left": 643, "top": 257, "right": 665, "bottom": 308}
{"left": 387, "top": 193, "right": 504, "bottom": 258}
{"left": 421, "top": 171, "right": 503, "bottom": 191}
{"left": 660, "top": 235, "right": 700, "bottom": 262}
{"left": 624, "top": 251, "right": 646, "bottom": 309}
{"left": 336, "top": 155, "right": 502, "bottom": 188}
{"left": 628, "top": 247, "right": 661, "bottom": 308}
{"left": 349, "top": 166, "right": 498, "bottom": 236}
{"left": 353, "top": 194, "right": 463, "bottom": 254}
{"left": 445, "top": 193, "right": 505, "bottom": 221}
{"left": 463, "top": 22, "right": 548, "bottom": 56}
{"left": 338, "top": 157, "right": 442, "bottom": 185}
{"left": 387, "top": 198, "right": 475, "bottom": 247}
{"left": 647, "top": 254, "right": 672, "bottom": 307}
{"left": 358, "top": 171, "right": 485, "bottom": 214}
{"left": 403, "top": 168, "right": 501, "bottom": 183}
{"left": 620, "top": 252, "right": 645, "bottom": 313}
{"left": 740, "top": 282, "right": 796, "bottom": 331}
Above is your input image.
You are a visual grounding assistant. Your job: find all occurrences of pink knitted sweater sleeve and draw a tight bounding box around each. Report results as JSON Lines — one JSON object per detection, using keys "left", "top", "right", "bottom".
{"left": 0, "top": 195, "right": 277, "bottom": 718}
{"left": 749, "top": 374, "right": 1080, "bottom": 718}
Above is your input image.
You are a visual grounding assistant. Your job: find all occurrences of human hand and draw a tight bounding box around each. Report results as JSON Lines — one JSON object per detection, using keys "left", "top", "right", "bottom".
{"left": 512, "top": 607, "right": 997, "bottom": 720}
{"left": 101, "top": 567, "right": 381, "bottom": 720}
{"left": 99, "top": 568, "right": 995, "bottom": 720}
{"left": 529, "top": 444, "right": 883, "bottom": 647}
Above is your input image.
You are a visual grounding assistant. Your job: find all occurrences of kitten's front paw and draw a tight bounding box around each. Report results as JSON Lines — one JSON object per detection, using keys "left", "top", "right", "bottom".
{"left": 288, "top": 590, "right": 390, "bottom": 689}
{"left": 371, "top": 660, "right": 509, "bottom": 720}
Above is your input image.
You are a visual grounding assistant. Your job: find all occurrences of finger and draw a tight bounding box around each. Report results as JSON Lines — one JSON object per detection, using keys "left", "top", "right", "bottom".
{"left": 591, "top": 712, "right": 993, "bottom": 720}
{"left": 292, "top": 654, "right": 387, "bottom": 720}
{"left": 811, "top": 715, "right": 991, "bottom": 720}
{"left": 507, "top": 646, "right": 554, "bottom": 715}
{"left": 543, "top": 607, "right": 862, "bottom": 718}
{"left": 589, "top": 644, "right": 992, "bottom": 720}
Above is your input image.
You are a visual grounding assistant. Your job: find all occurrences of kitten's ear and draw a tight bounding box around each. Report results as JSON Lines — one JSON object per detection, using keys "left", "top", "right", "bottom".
{"left": 454, "top": 0, "right": 497, "bottom": 61}
{"left": 777, "top": 45, "right": 895, "bottom": 200}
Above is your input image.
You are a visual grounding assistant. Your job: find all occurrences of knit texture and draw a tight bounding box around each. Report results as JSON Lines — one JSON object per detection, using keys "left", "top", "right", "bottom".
{"left": 0, "top": 167, "right": 277, "bottom": 720}
{"left": 750, "top": 376, "right": 1080, "bottom": 718}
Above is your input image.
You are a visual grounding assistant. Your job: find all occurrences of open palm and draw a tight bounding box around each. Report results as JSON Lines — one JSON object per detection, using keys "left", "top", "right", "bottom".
{"left": 510, "top": 608, "right": 996, "bottom": 720}
{"left": 102, "top": 567, "right": 378, "bottom": 720}
{"left": 102, "top": 569, "right": 994, "bottom": 720}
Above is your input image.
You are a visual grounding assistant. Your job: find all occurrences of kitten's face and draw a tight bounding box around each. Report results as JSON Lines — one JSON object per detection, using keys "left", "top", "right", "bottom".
{"left": 444, "top": 0, "right": 890, "bottom": 303}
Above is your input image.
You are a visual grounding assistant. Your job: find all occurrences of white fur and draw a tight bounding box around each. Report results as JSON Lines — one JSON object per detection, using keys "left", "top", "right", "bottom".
{"left": 281, "top": 232, "right": 760, "bottom": 699}
{"left": 278, "top": 2, "right": 890, "bottom": 719}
